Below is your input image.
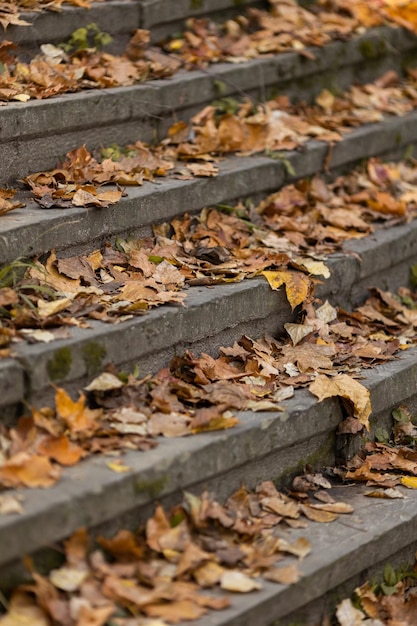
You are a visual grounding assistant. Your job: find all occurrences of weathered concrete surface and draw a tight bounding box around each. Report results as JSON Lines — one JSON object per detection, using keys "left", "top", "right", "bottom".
{"left": 1, "top": 26, "right": 416, "bottom": 182}
{"left": 1, "top": 346, "right": 417, "bottom": 588}
{"left": 3, "top": 110, "right": 417, "bottom": 265}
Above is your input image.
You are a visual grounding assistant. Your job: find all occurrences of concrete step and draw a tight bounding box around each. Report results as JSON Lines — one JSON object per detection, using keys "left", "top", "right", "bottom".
{"left": 2, "top": 25, "right": 417, "bottom": 183}
{"left": 1, "top": 343, "right": 417, "bottom": 614}
{"left": 3, "top": 107, "right": 417, "bottom": 266}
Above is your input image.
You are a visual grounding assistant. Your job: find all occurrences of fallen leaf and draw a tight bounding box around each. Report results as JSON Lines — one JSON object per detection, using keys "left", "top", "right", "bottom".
{"left": 262, "top": 270, "right": 311, "bottom": 310}
{"left": 220, "top": 570, "right": 262, "bottom": 592}
{"left": 0, "top": 493, "right": 23, "bottom": 515}
{"left": 0, "top": 591, "right": 50, "bottom": 626}
{"left": 401, "top": 476, "right": 417, "bottom": 489}
{"left": 49, "top": 566, "right": 88, "bottom": 592}
{"left": 106, "top": 459, "right": 131, "bottom": 473}
{"left": 309, "top": 374, "right": 371, "bottom": 431}
{"left": 264, "top": 563, "right": 301, "bottom": 585}
{"left": 0, "top": 453, "right": 60, "bottom": 488}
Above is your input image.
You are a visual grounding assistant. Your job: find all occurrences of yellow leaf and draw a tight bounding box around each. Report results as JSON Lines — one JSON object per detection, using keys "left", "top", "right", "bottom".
{"left": 401, "top": 475, "right": 417, "bottom": 489}
{"left": 107, "top": 459, "right": 131, "bottom": 473}
{"left": 220, "top": 570, "right": 262, "bottom": 592}
{"left": 12, "top": 93, "right": 31, "bottom": 102}
{"left": 262, "top": 270, "right": 311, "bottom": 310}
{"left": 37, "top": 297, "right": 72, "bottom": 319}
{"left": 293, "top": 257, "right": 330, "bottom": 278}
{"left": 309, "top": 374, "right": 371, "bottom": 431}
{"left": 0, "top": 592, "right": 50, "bottom": 626}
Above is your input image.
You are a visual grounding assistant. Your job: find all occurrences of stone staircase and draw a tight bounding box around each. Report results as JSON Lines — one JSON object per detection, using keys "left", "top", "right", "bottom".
{"left": 2, "top": 1, "right": 417, "bottom": 624}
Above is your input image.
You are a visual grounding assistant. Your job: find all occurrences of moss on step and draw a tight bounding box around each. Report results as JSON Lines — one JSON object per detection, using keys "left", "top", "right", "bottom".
{"left": 135, "top": 475, "right": 169, "bottom": 499}
{"left": 273, "top": 432, "right": 335, "bottom": 486}
{"left": 47, "top": 346, "right": 72, "bottom": 381}
{"left": 359, "top": 38, "right": 387, "bottom": 60}
{"left": 81, "top": 342, "right": 106, "bottom": 376}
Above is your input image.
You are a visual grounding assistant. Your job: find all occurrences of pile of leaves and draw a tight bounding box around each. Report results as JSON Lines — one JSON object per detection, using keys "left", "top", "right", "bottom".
{"left": 2, "top": 279, "right": 417, "bottom": 492}
{"left": 0, "top": 30, "right": 180, "bottom": 102}
{"left": 3, "top": 0, "right": 417, "bottom": 103}
{"left": 0, "top": 476, "right": 354, "bottom": 625}
{"left": 336, "top": 560, "right": 417, "bottom": 625}
{"left": 16, "top": 69, "right": 417, "bottom": 211}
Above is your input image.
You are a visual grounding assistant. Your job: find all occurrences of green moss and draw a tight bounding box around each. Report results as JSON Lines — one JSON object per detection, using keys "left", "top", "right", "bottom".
{"left": 135, "top": 475, "right": 168, "bottom": 498}
{"left": 81, "top": 342, "right": 107, "bottom": 376}
{"left": 359, "top": 38, "right": 387, "bottom": 60}
{"left": 190, "top": 0, "right": 203, "bottom": 8}
{"left": 213, "top": 79, "right": 227, "bottom": 96}
{"left": 47, "top": 347, "right": 72, "bottom": 381}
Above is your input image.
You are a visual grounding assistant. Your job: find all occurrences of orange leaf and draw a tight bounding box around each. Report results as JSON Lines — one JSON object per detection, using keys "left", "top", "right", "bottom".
{"left": 0, "top": 453, "right": 60, "bottom": 488}
{"left": 37, "top": 435, "right": 85, "bottom": 466}
{"left": 55, "top": 387, "right": 101, "bottom": 434}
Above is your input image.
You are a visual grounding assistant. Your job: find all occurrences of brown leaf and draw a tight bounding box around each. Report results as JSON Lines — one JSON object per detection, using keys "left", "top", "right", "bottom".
{"left": 300, "top": 504, "right": 338, "bottom": 523}
{"left": 309, "top": 374, "right": 371, "bottom": 431}
{"left": 0, "top": 591, "right": 50, "bottom": 626}
{"left": 264, "top": 563, "right": 301, "bottom": 585}
{"left": 98, "top": 530, "right": 144, "bottom": 561}
{"left": 143, "top": 600, "right": 207, "bottom": 623}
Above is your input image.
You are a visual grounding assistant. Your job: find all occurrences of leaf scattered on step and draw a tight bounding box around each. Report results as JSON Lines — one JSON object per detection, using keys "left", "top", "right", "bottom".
{"left": 309, "top": 374, "right": 372, "bottom": 431}
{"left": 262, "top": 270, "right": 311, "bottom": 309}
{"left": 106, "top": 459, "right": 131, "bottom": 473}
{"left": 0, "top": 493, "right": 23, "bottom": 515}
{"left": 220, "top": 570, "right": 262, "bottom": 592}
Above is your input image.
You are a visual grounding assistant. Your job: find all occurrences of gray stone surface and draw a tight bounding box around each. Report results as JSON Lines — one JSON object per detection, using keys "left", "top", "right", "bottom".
{"left": 1, "top": 26, "right": 416, "bottom": 182}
